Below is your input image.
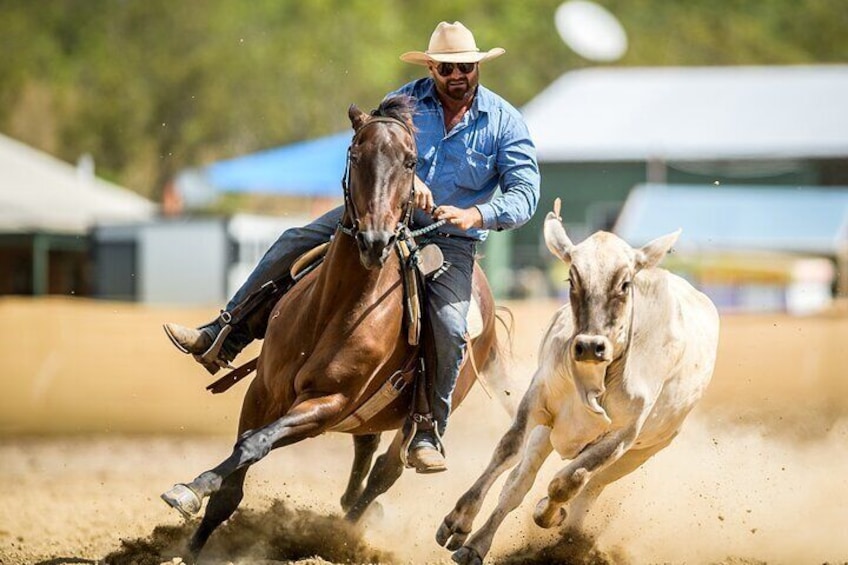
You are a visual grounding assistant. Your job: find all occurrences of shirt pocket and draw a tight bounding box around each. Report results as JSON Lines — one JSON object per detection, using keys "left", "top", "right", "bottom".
{"left": 456, "top": 149, "right": 497, "bottom": 191}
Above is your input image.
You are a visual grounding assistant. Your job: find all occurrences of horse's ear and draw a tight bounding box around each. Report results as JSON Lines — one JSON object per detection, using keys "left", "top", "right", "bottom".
{"left": 348, "top": 104, "right": 369, "bottom": 131}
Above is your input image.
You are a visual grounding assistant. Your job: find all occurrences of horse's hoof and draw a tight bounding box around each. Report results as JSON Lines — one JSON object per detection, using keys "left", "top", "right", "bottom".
{"left": 452, "top": 546, "right": 483, "bottom": 565}
{"left": 161, "top": 484, "right": 202, "bottom": 519}
{"left": 363, "top": 500, "right": 384, "bottom": 521}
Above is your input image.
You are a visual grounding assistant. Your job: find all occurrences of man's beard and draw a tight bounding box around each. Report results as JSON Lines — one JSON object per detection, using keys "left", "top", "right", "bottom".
{"left": 440, "top": 77, "right": 477, "bottom": 102}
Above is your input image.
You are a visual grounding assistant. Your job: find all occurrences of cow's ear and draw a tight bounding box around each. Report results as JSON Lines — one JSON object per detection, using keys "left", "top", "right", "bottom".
{"left": 544, "top": 198, "right": 574, "bottom": 263}
{"left": 348, "top": 104, "right": 370, "bottom": 131}
{"left": 635, "top": 229, "right": 681, "bottom": 271}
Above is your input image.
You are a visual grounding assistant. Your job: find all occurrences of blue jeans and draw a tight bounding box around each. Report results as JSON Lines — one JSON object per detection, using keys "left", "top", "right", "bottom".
{"left": 225, "top": 205, "right": 475, "bottom": 437}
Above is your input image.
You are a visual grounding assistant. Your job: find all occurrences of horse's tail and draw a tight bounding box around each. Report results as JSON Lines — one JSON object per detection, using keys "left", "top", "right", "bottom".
{"left": 494, "top": 305, "right": 514, "bottom": 357}
{"left": 478, "top": 304, "right": 526, "bottom": 418}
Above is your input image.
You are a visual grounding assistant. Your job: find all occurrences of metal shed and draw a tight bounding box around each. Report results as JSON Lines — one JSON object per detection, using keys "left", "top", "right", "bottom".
{"left": 514, "top": 65, "right": 848, "bottom": 270}
{"left": 0, "top": 133, "right": 156, "bottom": 296}
{"left": 613, "top": 183, "right": 848, "bottom": 312}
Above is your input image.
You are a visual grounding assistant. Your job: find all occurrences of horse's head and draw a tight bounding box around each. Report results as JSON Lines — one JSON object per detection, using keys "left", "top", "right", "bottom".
{"left": 344, "top": 95, "right": 417, "bottom": 270}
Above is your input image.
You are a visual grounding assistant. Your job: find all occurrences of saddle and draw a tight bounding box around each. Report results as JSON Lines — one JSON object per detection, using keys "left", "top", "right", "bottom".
{"left": 204, "top": 237, "right": 438, "bottom": 393}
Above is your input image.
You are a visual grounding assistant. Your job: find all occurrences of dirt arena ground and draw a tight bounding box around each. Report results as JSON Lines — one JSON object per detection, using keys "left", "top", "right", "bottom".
{"left": 1, "top": 297, "right": 847, "bottom": 564}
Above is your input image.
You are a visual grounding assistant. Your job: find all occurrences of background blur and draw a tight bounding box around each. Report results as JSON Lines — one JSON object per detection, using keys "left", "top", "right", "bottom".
{"left": 2, "top": 0, "right": 848, "bottom": 310}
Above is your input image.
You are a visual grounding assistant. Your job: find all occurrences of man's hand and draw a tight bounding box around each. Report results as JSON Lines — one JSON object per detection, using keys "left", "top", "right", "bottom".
{"left": 413, "top": 176, "right": 435, "bottom": 213}
{"left": 433, "top": 205, "right": 483, "bottom": 231}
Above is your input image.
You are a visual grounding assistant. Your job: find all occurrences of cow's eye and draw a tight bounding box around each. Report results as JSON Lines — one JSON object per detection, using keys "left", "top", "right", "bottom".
{"left": 620, "top": 280, "right": 631, "bottom": 295}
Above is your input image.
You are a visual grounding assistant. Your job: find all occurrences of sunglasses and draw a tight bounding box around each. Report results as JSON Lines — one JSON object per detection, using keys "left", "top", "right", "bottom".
{"left": 434, "top": 62, "right": 477, "bottom": 77}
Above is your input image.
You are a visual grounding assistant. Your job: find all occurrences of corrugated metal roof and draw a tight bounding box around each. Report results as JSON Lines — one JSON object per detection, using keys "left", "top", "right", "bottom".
{"left": 613, "top": 183, "right": 848, "bottom": 255}
{"left": 522, "top": 65, "right": 848, "bottom": 162}
{"left": 0, "top": 133, "right": 156, "bottom": 234}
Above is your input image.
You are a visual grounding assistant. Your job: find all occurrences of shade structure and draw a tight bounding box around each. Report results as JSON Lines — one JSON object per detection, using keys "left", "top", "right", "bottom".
{"left": 614, "top": 183, "right": 848, "bottom": 255}
{"left": 204, "top": 131, "right": 352, "bottom": 198}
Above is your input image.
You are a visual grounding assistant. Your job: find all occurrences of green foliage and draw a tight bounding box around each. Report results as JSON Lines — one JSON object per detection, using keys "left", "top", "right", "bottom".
{"left": 1, "top": 0, "right": 845, "bottom": 199}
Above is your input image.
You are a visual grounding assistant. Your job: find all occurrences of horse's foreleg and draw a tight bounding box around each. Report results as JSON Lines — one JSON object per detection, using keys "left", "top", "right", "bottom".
{"left": 340, "top": 433, "right": 381, "bottom": 513}
{"left": 185, "top": 466, "right": 248, "bottom": 559}
{"left": 344, "top": 429, "right": 405, "bottom": 523}
{"left": 163, "top": 394, "right": 346, "bottom": 517}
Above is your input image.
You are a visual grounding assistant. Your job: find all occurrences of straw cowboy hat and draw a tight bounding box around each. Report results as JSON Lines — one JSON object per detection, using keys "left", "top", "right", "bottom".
{"left": 400, "top": 21, "right": 505, "bottom": 65}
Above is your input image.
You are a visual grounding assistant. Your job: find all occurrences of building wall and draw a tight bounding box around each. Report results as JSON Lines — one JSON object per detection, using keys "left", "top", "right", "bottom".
{"left": 138, "top": 220, "right": 229, "bottom": 306}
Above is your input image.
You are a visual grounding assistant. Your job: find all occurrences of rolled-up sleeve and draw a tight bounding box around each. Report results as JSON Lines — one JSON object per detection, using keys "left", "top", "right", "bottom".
{"left": 476, "top": 111, "right": 540, "bottom": 232}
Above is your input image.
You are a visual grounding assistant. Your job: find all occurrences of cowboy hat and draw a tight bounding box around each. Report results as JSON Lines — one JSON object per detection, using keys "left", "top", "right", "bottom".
{"left": 400, "top": 21, "right": 505, "bottom": 65}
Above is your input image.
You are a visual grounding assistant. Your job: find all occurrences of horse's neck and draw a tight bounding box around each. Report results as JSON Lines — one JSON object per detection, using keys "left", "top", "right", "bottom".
{"left": 312, "top": 234, "right": 401, "bottom": 309}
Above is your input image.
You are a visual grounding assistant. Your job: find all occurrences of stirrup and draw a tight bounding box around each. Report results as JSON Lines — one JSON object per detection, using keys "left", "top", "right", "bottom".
{"left": 197, "top": 320, "right": 234, "bottom": 369}
{"left": 400, "top": 413, "right": 445, "bottom": 469}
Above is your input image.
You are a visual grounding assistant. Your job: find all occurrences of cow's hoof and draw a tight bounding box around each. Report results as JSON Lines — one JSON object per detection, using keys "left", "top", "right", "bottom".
{"left": 435, "top": 521, "right": 452, "bottom": 546}
{"left": 161, "top": 484, "right": 201, "bottom": 519}
{"left": 533, "top": 497, "right": 566, "bottom": 529}
{"left": 452, "top": 546, "right": 483, "bottom": 565}
{"left": 436, "top": 518, "right": 470, "bottom": 550}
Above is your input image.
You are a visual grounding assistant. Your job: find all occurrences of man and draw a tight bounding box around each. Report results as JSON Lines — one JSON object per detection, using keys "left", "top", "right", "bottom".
{"left": 164, "top": 21, "right": 540, "bottom": 473}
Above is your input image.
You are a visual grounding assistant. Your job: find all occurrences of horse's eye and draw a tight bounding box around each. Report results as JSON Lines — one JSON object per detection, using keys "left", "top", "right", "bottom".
{"left": 350, "top": 154, "right": 360, "bottom": 166}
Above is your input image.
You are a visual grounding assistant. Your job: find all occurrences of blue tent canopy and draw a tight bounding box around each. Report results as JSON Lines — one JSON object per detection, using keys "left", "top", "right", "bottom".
{"left": 204, "top": 131, "right": 352, "bottom": 198}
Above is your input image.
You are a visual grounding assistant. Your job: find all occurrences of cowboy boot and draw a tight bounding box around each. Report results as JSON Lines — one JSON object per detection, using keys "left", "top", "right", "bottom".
{"left": 163, "top": 318, "right": 253, "bottom": 375}
{"left": 407, "top": 425, "right": 447, "bottom": 474}
{"left": 164, "top": 277, "right": 289, "bottom": 375}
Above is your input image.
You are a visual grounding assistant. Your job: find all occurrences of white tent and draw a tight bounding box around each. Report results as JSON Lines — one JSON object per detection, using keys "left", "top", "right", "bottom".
{"left": 0, "top": 133, "right": 156, "bottom": 234}
{"left": 522, "top": 65, "right": 848, "bottom": 162}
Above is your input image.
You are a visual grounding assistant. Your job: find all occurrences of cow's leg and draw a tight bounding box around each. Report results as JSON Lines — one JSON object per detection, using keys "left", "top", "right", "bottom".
{"left": 452, "top": 425, "right": 553, "bottom": 565}
{"left": 563, "top": 433, "right": 677, "bottom": 534}
{"left": 340, "top": 433, "right": 381, "bottom": 513}
{"left": 534, "top": 427, "right": 638, "bottom": 529}
{"left": 162, "top": 394, "right": 346, "bottom": 517}
{"left": 344, "top": 429, "right": 405, "bottom": 523}
{"left": 436, "top": 389, "right": 541, "bottom": 552}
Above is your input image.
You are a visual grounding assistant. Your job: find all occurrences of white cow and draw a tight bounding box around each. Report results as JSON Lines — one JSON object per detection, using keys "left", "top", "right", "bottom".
{"left": 437, "top": 199, "right": 720, "bottom": 564}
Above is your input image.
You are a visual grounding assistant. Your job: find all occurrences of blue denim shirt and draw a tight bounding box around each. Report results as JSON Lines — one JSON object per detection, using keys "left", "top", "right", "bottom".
{"left": 388, "top": 78, "right": 540, "bottom": 241}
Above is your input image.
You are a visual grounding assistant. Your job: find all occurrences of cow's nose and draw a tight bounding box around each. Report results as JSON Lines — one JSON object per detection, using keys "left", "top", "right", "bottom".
{"left": 573, "top": 335, "right": 612, "bottom": 363}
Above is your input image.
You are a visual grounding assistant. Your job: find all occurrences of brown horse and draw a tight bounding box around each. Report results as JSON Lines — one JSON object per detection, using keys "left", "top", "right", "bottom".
{"left": 161, "top": 96, "right": 510, "bottom": 560}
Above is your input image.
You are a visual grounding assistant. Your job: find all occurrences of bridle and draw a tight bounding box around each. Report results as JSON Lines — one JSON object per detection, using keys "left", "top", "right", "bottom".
{"left": 338, "top": 116, "right": 417, "bottom": 240}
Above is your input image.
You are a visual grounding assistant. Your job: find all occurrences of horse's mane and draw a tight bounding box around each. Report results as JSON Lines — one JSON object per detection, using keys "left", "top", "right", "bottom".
{"left": 371, "top": 95, "right": 417, "bottom": 129}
